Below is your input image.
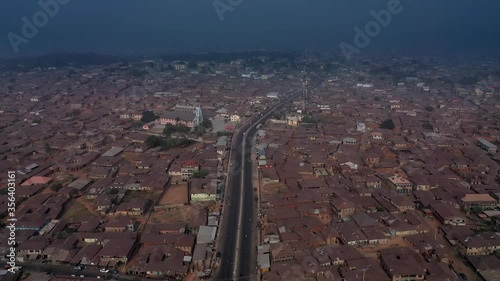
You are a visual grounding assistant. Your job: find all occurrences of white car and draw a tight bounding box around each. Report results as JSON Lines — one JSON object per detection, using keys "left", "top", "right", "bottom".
{"left": 99, "top": 268, "right": 109, "bottom": 273}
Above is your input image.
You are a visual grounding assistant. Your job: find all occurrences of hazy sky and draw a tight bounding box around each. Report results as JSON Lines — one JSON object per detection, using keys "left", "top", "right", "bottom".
{"left": 1, "top": 0, "right": 499, "bottom": 57}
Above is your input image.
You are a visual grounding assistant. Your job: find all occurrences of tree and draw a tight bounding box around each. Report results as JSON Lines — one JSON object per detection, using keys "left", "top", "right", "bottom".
{"left": 380, "top": 119, "right": 395, "bottom": 130}
{"left": 302, "top": 115, "right": 317, "bottom": 124}
{"left": 323, "top": 63, "right": 333, "bottom": 72}
{"left": 217, "top": 131, "right": 232, "bottom": 137}
{"left": 192, "top": 170, "right": 209, "bottom": 178}
{"left": 201, "top": 120, "right": 213, "bottom": 129}
{"left": 425, "top": 105, "right": 434, "bottom": 112}
{"left": 187, "top": 61, "right": 198, "bottom": 69}
{"left": 44, "top": 143, "right": 55, "bottom": 155}
{"left": 422, "top": 121, "right": 433, "bottom": 131}
{"left": 51, "top": 182, "right": 63, "bottom": 192}
{"left": 109, "top": 188, "right": 120, "bottom": 195}
{"left": 141, "top": 110, "right": 157, "bottom": 123}
{"left": 163, "top": 124, "right": 190, "bottom": 136}
{"left": 145, "top": 135, "right": 160, "bottom": 148}
{"left": 167, "top": 64, "right": 175, "bottom": 71}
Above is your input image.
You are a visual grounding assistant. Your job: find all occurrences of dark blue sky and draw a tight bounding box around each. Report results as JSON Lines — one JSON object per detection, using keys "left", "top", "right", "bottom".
{"left": 1, "top": 0, "right": 499, "bottom": 57}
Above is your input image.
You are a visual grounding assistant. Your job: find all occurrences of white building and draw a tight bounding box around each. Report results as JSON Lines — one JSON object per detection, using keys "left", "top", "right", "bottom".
{"left": 266, "top": 92, "right": 280, "bottom": 99}
{"left": 356, "top": 122, "right": 366, "bottom": 132}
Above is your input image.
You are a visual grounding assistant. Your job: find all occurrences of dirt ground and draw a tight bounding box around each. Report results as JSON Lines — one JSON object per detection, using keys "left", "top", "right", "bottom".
{"left": 149, "top": 204, "right": 200, "bottom": 224}
{"left": 158, "top": 182, "right": 189, "bottom": 205}
{"left": 360, "top": 236, "right": 409, "bottom": 259}
{"left": 184, "top": 271, "right": 201, "bottom": 281}
{"left": 62, "top": 200, "right": 94, "bottom": 220}
{"left": 260, "top": 182, "right": 287, "bottom": 197}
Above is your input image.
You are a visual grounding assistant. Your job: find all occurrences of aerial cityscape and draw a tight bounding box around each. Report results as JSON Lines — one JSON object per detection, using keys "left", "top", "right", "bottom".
{"left": 1, "top": 1, "right": 500, "bottom": 281}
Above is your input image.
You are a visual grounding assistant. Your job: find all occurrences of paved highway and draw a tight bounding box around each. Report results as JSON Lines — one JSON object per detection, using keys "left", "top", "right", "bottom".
{"left": 216, "top": 92, "right": 299, "bottom": 281}
{"left": 17, "top": 262, "right": 139, "bottom": 280}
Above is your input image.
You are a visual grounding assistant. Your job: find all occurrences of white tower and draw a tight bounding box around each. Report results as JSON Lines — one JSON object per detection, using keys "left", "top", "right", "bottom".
{"left": 193, "top": 106, "right": 203, "bottom": 127}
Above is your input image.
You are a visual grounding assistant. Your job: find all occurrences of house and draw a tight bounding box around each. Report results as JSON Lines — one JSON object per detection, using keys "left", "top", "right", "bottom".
{"left": 366, "top": 176, "right": 382, "bottom": 188}
{"left": 477, "top": 137, "right": 497, "bottom": 153}
{"left": 331, "top": 198, "right": 356, "bottom": 220}
{"left": 380, "top": 248, "right": 425, "bottom": 281}
{"left": 189, "top": 179, "right": 217, "bottom": 202}
{"left": 16, "top": 239, "right": 49, "bottom": 262}
{"left": 230, "top": 114, "right": 241, "bottom": 122}
{"left": 455, "top": 232, "right": 500, "bottom": 256}
{"left": 270, "top": 243, "right": 293, "bottom": 263}
{"left": 111, "top": 198, "right": 149, "bottom": 216}
{"left": 460, "top": 194, "right": 497, "bottom": 212}
{"left": 21, "top": 176, "right": 52, "bottom": 187}
{"left": 104, "top": 216, "right": 135, "bottom": 232}
{"left": 342, "top": 137, "right": 357, "bottom": 145}
{"left": 159, "top": 108, "right": 203, "bottom": 128}
{"left": 96, "top": 238, "right": 137, "bottom": 265}
{"left": 386, "top": 175, "right": 412, "bottom": 194}
{"left": 181, "top": 160, "right": 200, "bottom": 181}
{"left": 430, "top": 202, "right": 467, "bottom": 226}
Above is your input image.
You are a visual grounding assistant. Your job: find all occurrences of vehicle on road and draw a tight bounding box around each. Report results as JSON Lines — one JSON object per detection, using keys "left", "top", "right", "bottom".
{"left": 100, "top": 268, "right": 109, "bottom": 273}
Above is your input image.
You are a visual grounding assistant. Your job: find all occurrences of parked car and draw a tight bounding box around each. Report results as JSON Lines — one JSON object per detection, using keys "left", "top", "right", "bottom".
{"left": 99, "top": 268, "right": 109, "bottom": 273}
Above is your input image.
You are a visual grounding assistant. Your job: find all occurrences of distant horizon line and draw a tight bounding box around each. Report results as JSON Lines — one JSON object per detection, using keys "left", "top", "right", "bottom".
{"left": 1, "top": 47, "right": 499, "bottom": 62}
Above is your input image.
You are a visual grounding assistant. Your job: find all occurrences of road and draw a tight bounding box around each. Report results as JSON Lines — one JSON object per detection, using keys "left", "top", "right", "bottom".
{"left": 17, "top": 262, "right": 139, "bottom": 280}
{"left": 216, "top": 93, "right": 299, "bottom": 281}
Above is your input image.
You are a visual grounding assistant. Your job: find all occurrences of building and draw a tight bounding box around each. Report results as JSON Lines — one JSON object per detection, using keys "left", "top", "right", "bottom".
{"left": 197, "top": 226, "right": 217, "bottom": 244}
{"left": 266, "top": 92, "right": 280, "bottom": 99}
{"left": 190, "top": 179, "right": 217, "bottom": 202}
{"left": 455, "top": 232, "right": 500, "bottom": 256}
{"left": 477, "top": 137, "right": 497, "bottom": 153}
{"left": 461, "top": 194, "right": 497, "bottom": 211}
{"left": 386, "top": 175, "right": 413, "bottom": 194}
{"left": 181, "top": 160, "right": 200, "bottom": 181}
{"left": 159, "top": 107, "right": 203, "bottom": 128}
{"left": 380, "top": 248, "right": 425, "bottom": 281}
{"left": 430, "top": 202, "right": 467, "bottom": 226}
{"left": 356, "top": 122, "right": 366, "bottom": 132}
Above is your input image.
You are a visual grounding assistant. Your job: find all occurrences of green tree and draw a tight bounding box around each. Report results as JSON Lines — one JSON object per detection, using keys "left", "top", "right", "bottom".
{"left": 217, "top": 131, "right": 232, "bottom": 137}
{"left": 192, "top": 170, "right": 209, "bottom": 178}
{"left": 201, "top": 120, "right": 213, "bottom": 129}
{"left": 425, "top": 105, "right": 434, "bottom": 112}
{"left": 109, "top": 188, "right": 120, "bottom": 195}
{"left": 323, "top": 63, "right": 333, "bottom": 72}
{"left": 51, "top": 182, "right": 63, "bottom": 192}
{"left": 302, "top": 115, "right": 317, "bottom": 124}
{"left": 380, "top": 119, "right": 395, "bottom": 130}
{"left": 187, "top": 61, "right": 198, "bottom": 69}
{"left": 163, "top": 124, "right": 190, "bottom": 136}
{"left": 141, "top": 110, "right": 157, "bottom": 123}
{"left": 145, "top": 135, "right": 160, "bottom": 148}
{"left": 44, "top": 143, "right": 55, "bottom": 155}
{"left": 422, "top": 121, "right": 433, "bottom": 130}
